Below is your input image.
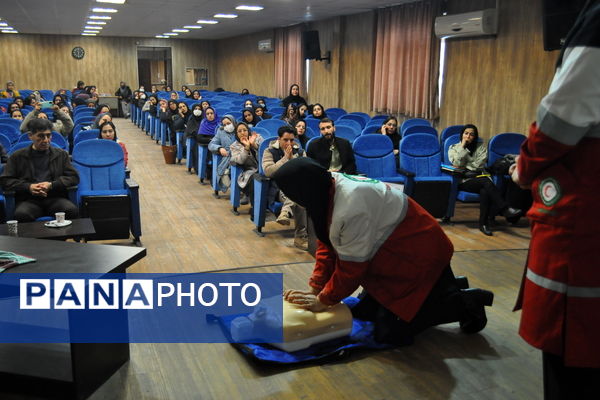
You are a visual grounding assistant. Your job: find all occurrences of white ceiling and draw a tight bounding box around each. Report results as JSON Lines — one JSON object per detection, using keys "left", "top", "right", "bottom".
{"left": 0, "top": 0, "right": 418, "bottom": 40}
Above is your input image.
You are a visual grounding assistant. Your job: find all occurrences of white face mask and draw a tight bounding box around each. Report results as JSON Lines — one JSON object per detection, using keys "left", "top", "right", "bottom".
{"left": 140, "top": 94, "right": 146, "bottom": 100}
{"left": 193, "top": 109, "right": 202, "bottom": 117}
{"left": 224, "top": 124, "right": 234, "bottom": 133}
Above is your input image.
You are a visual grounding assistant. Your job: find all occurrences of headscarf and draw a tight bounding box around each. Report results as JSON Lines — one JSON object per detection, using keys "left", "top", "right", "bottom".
{"left": 197, "top": 106, "right": 220, "bottom": 135}
{"left": 272, "top": 158, "right": 333, "bottom": 245}
{"left": 98, "top": 121, "right": 118, "bottom": 141}
{"left": 93, "top": 112, "right": 112, "bottom": 129}
{"left": 242, "top": 108, "right": 259, "bottom": 126}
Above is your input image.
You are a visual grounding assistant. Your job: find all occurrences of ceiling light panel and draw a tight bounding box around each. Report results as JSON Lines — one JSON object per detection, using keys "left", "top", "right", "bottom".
{"left": 214, "top": 14, "right": 238, "bottom": 18}
{"left": 236, "top": 5, "right": 264, "bottom": 11}
{"left": 197, "top": 20, "right": 218, "bottom": 24}
{"left": 87, "top": 21, "right": 106, "bottom": 25}
{"left": 92, "top": 8, "right": 118, "bottom": 13}
{"left": 183, "top": 25, "right": 202, "bottom": 29}
{"left": 89, "top": 15, "right": 112, "bottom": 20}
{"left": 172, "top": 29, "right": 189, "bottom": 32}
{"left": 96, "top": 0, "right": 126, "bottom": 4}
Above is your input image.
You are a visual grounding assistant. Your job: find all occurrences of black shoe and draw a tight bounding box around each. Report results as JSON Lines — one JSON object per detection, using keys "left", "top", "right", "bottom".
{"left": 479, "top": 224, "right": 493, "bottom": 236}
{"left": 455, "top": 276, "right": 469, "bottom": 289}
{"left": 459, "top": 288, "right": 494, "bottom": 334}
{"left": 503, "top": 207, "right": 522, "bottom": 221}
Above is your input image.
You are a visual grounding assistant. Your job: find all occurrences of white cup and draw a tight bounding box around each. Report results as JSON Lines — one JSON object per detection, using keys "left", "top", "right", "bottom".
{"left": 6, "top": 220, "right": 18, "bottom": 236}
{"left": 55, "top": 212, "right": 66, "bottom": 224}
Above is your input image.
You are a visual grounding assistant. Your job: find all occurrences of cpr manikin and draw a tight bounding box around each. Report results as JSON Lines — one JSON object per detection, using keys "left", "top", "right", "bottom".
{"left": 231, "top": 296, "right": 353, "bottom": 352}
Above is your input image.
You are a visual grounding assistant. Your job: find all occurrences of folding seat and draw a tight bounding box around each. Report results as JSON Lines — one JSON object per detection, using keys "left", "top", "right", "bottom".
{"left": 256, "top": 119, "right": 289, "bottom": 136}
{"left": 353, "top": 134, "right": 410, "bottom": 186}
{"left": 334, "top": 119, "right": 362, "bottom": 133}
{"left": 403, "top": 125, "right": 438, "bottom": 138}
{"left": 400, "top": 118, "right": 431, "bottom": 136}
{"left": 324, "top": 107, "right": 347, "bottom": 121}
{"left": 338, "top": 113, "right": 367, "bottom": 129}
{"left": 74, "top": 130, "right": 100, "bottom": 147}
{"left": 334, "top": 125, "right": 360, "bottom": 144}
{"left": 71, "top": 139, "right": 141, "bottom": 244}
{"left": 440, "top": 125, "right": 464, "bottom": 146}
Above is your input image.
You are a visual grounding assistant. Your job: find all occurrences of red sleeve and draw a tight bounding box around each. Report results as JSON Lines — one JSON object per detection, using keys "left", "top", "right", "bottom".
{"left": 119, "top": 141, "right": 129, "bottom": 167}
{"left": 317, "top": 259, "right": 369, "bottom": 306}
{"left": 518, "top": 123, "right": 573, "bottom": 185}
{"left": 309, "top": 239, "right": 336, "bottom": 291}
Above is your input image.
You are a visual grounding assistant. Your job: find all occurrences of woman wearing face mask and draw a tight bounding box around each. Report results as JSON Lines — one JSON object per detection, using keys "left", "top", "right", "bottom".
{"left": 230, "top": 121, "right": 264, "bottom": 216}
{"left": 185, "top": 104, "right": 203, "bottom": 173}
{"left": 98, "top": 121, "right": 128, "bottom": 166}
{"left": 281, "top": 84, "right": 306, "bottom": 108}
{"left": 243, "top": 99, "right": 254, "bottom": 109}
{"left": 208, "top": 114, "right": 237, "bottom": 194}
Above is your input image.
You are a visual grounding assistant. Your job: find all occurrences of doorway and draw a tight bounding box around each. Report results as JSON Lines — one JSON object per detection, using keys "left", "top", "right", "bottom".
{"left": 137, "top": 47, "right": 173, "bottom": 90}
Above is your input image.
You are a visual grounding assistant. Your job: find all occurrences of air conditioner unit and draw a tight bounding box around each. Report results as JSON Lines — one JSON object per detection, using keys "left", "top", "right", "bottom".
{"left": 435, "top": 9, "right": 498, "bottom": 39}
{"left": 258, "top": 39, "right": 273, "bottom": 53}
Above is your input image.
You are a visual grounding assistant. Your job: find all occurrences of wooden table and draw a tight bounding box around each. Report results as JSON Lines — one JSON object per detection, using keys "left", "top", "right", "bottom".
{"left": 0, "top": 218, "right": 96, "bottom": 240}
{"left": 0, "top": 236, "right": 146, "bottom": 399}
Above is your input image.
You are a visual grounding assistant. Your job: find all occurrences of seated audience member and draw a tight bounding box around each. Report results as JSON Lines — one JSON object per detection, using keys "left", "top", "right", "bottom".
{"left": 170, "top": 92, "right": 179, "bottom": 101}
{"left": 208, "top": 113, "right": 237, "bottom": 193}
{"left": 53, "top": 94, "right": 66, "bottom": 106}
{"left": 241, "top": 88, "right": 250, "bottom": 95}
{"left": 184, "top": 88, "right": 193, "bottom": 99}
{"left": 254, "top": 105, "right": 271, "bottom": 120}
{"left": 0, "top": 118, "right": 79, "bottom": 222}
{"left": 281, "top": 84, "right": 306, "bottom": 108}
{"left": 14, "top": 97, "right": 25, "bottom": 109}
{"left": 281, "top": 104, "right": 299, "bottom": 126}
{"left": 98, "top": 121, "right": 128, "bottom": 166}
{"left": 185, "top": 103, "right": 203, "bottom": 173}
{"left": 242, "top": 108, "right": 260, "bottom": 128}
{"left": 448, "top": 124, "right": 522, "bottom": 236}
{"left": 262, "top": 125, "right": 308, "bottom": 250}
{"left": 298, "top": 103, "right": 308, "bottom": 120}
{"left": 181, "top": 85, "right": 189, "bottom": 92}
{"left": 310, "top": 103, "right": 327, "bottom": 120}
{"left": 20, "top": 104, "right": 74, "bottom": 138}
{"left": 115, "top": 81, "right": 132, "bottom": 119}
{"left": 274, "top": 158, "right": 494, "bottom": 343}
{"left": 243, "top": 99, "right": 254, "bottom": 109}
{"left": 200, "top": 100, "right": 211, "bottom": 111}
{"left": 94, "top": 104, "right": 111, "bottom": 116}
{"left": 143, "top": 95, "right": 157, "bottom": 114}
{"left": 256, "top": 98, "right": 268, "bottom": 110}
{"left": 230, "top": 121, "right": 264, "bottom": 216}
{"left": 150, "top": 85, "right": 158, "bottom": 94}
{"left": 58, "top": 104, "right": 73, "bottom": 120}
{"left": 377, "top": 117, "right": 401, "bottom": 155}
{"left": 72, "top": 81, "right": 85, "bottom": 96}
{"left": 1, "top": 81, "right": 20, "bottom": 98}
{"left": 137, "top": 91, "right": 147, "bottom": 109}
{"left": 165, "top": 85, "right": 173, "bottom": 93}
{"left": 8, "top": 102, "right": 20, "bottom": 113}
{"left": 91, "top": 112, "right": 112, "bottom": 130}
{"left": 10, "top": 109, "right": 24, "bottom": 121}
{"left": 294, "top": 120, "right": 309, "bottom": 148}
{"left": 192, "top": 90, "right": 201, "bottom": 101}
{"left": 171, "top": 101, "right": 191, "bottom": 145}
{"left": 159, "top": 100, "right": 179, "bottom": 144}
{"left": 307, "top": 118, "right": 356, "bottom": 174}
{"left": 86, "top": 98, "right": 97, "bottom": 108}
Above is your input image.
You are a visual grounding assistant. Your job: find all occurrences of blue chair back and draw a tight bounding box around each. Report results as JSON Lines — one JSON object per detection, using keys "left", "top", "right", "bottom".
{"left": 0, "top": 118, "right": 21, "bottom": 131}
{"left": 0, "top": 124, "right": 21, "bottom": 143}
{"left": 74, "top": 115, "right": 95, "bottom": 126}
{"left": 348, "top": 112, "right": 371, "bottom": 126}
{"left": 304, "top": 126, "right": 317, "bottom": 139}
{"left": 269, "top": 107, "right": 285, "bottom": 116}
{"left": 256, "top": 119, "right": 288, "bottom": 136}
{"left": 488, "top": 133, "right": 526, "bottom": 166}
{"left": 72, "top": 140, "right": 125, "bottom": 192}
{"left": 335, "top": 119, "right": 362, "bottom": 133}
{"left": 338, "top": 114, "right": 367, "bottom": 129}
{"left": 440, "top": 125, "right": 464, "bottom": 145}
{"left": 403, "top": 125, "right": 437, "bottom": 138}
{"left": 400, "top": 118, "right": 431, "bottom": 136}
{"left": 74, "top": 130, "right": 100, "bottom": 146}
{"left": 0, "top": 133, "right": 11, "bottom": 153}
{"left": 73, "top": 107, "right": 95, "bottom": 118}
{"left": 334, "top": 125, "right": 359, "bottom": 144}
{"left": 251, "top": 126, "right": 270, "bottom": 138}
{"left": 443, "top": 135, "right": 461, "bottom": 164}
{"left": 304, "top": 117, "right": 321, "bottom": 134}
{"left": 352, "top": 134, "right": 397, "bottom": 179}
{"left": 400, "top": 133, "right": 442, "bottom": 177}
{"left": 305, "top": 136, "right": 319, "bottom": 153}
{"left": 39, "top": 90, "right": 54, "bottom": 101}
{"left": 369, "top": 115, "right": 389, "bottom": 124}
{"left": 325, "top": 108, "right": 347, "bottom": 121}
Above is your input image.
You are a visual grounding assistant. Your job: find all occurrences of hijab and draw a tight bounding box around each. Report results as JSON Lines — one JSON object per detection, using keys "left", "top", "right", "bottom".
{"left": 93, "top": 112, "right": 112, "bottom": 129}
{"left": 272, "top": 158, "right": 333, "bottom": 245}
{"left": 198, "top": 106, "right": 220, "bottom": 135}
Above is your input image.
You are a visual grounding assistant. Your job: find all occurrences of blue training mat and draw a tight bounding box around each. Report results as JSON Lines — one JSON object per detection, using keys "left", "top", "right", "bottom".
{"left": 210, "top": 297, "right": 393, "bottom": 365}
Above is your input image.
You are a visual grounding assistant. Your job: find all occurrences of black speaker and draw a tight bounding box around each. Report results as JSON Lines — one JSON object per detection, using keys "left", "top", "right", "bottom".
{"left": 303, "top": 30, "right": 321, "bottom": 60}
{"left": 542, "top": 0, "right": 586, "bottom": 51}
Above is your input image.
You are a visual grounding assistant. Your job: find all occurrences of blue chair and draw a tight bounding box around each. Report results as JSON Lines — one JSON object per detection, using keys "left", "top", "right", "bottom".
{"left": 74, "top": 115, "right": 95, "bottom": 126}
{"left": 400, "top": 133, "right": 454, "bottom": 219}
{"left": 197, "top": 144, "right": 211, "bottom": 184}
{"left": 0, "top": 118, "right": 21, "bottom": 131}
{"left": 0, "top": 123, "right": 20, "bottom": 143}
{"left": 487, "top": 132, "right": 526, "bottom": 189}
{"left": 338, "top": 114, "right": 367, "bottom": 129}
{"left": 251, "top": 126, "right": 270, "bottom": 138}
{"left": 176, "top": 131, "right": 186, "bottom": 163}
{"left": 335, "top": 119, "right": 362, "bottom": 133}
{"left": 325, "top": 108, "right": 347, "bottom": 121}
{"left": 334, "top": 125, "right": 360, "bottom": 144}
{"left": 230, "top": 163, "right": 244, "bottom": 215}
{"left": 403, "top": 125, "right": 438, "bottom": 138}
{"left": 71, "top": 140, "right": 142, "bottom": 244}
{"left": 304, "top": 126, "right": 317, "bottom": 139}
{"left": 400, "top": 118, "right": 431, "bottom": 136}
{"left": 256, "top": 119, "right": 288, "bottom": 136}
{"left": 74, "top": 129, "right": 100, "bottom": 147}
{"left": 18, "top": 132, "right": 69, "bottom": 151}
{"left": 252, "top": 136, "right": 284, "bottom": 236}
{"left": 0, "top": 133, "right": 11, "bottom": 154}
{"left": 39, "top": 90, "right": 54, "bottom": 101}
{"left": 305, "top": 136, "right": 319, "bottom": 153}
{"left": 353, "top": 134, "right": 409, "bottom": 185}
{"left": 269, "top": 107, "right": 285, "bottom": 116}
{"left": 304, "top": 117, "right": 321, "bottom": 135}
{"left": 369, "top": 115, "right": 389, "bottom": 124}
{"left": 440, "top": 125, "right": 464, "bottom": 145}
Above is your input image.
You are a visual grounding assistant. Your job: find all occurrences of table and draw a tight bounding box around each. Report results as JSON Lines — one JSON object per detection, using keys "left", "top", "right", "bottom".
{"left": 0, "top": 218, "right": 96, "bottom": 240}
{"left": 97, "top": 95, "right": 121, "bottom": 117}
{"left": 0, "top": 236, "right": 146, "bottom": 399}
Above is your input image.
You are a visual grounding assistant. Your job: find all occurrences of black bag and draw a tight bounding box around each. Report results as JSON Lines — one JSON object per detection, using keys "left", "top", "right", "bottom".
{"left": 489, "top": 154, "right": 517, "bottom": 176}
{"left": 81, "top": 195, "right": 131, "bottom": 240}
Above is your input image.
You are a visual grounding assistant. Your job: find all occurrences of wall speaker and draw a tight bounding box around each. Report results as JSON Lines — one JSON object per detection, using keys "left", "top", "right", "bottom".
{"left": 542, "top": 0, "right": 586, "bottom": 51}
{"left": 303, "top": 30, "right": 321, "bottom": 60}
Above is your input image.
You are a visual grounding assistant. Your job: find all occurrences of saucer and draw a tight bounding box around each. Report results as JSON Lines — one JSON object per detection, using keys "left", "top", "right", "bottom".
{"left": 44, "top": 220, "right": 73, "bottom": 228}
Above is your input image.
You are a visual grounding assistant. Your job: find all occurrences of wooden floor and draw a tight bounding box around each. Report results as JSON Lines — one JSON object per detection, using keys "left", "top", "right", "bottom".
{"left": 80, "top": 119, "right": 539, "bottom": 399}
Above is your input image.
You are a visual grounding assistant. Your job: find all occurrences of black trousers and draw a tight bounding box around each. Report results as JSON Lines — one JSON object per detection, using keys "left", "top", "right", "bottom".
{"left": 459, "top": 177, "right": 508, "bottom": 224}
{"left": 351, "top": 265, "right": 464, "bottom": 345}
{"left": 542, "top": 352, "right": 600, "bottom": 400}
{"left": 15, "top": 197, "right": 79, "bottom": 222}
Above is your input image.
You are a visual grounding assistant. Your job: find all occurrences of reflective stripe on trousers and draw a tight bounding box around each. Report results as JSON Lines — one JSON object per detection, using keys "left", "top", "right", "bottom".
{"left": 527, "top": 268, "right": 600, "bottom": 298}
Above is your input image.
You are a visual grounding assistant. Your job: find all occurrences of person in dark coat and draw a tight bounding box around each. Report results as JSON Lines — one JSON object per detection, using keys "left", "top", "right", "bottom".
{"left": 306, "top": 118, "right": 357, "bottom": 174}
{"left": 281, "top": 84, "right": 307, "bottom": 108}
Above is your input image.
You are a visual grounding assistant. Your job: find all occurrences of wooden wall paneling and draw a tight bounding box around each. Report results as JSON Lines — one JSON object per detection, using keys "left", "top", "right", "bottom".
{"left": 213, "top": 30, "right": 276, "bottom": 97}
{"left": 439, "top": 0, "right": 557, "bottom": 139}
{"left": 339, "top": 11, "right": 376, "bottom": 114}
{"left": 307, "top": 17, "right": 342, "bottom": 108}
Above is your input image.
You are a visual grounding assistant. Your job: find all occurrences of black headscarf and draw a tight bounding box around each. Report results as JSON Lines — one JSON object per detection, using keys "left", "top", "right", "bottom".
{"left": 272, "top": 158, "right": 333, "bottom": 246}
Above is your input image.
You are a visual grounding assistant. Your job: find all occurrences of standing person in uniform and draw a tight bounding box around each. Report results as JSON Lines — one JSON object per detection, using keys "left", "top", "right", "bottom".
{"left": 511, "top": 2, "right": 600, "bottom": 398}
